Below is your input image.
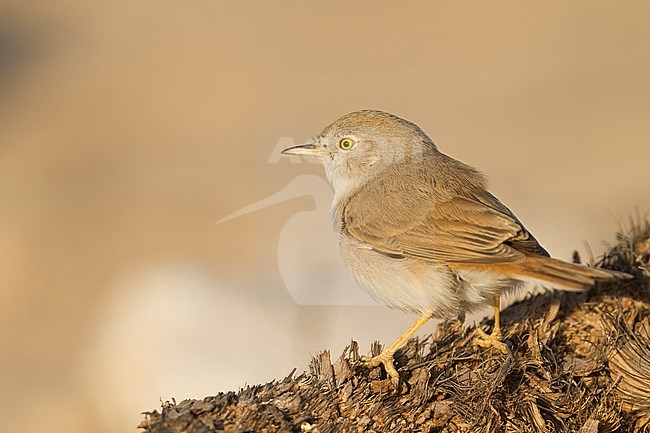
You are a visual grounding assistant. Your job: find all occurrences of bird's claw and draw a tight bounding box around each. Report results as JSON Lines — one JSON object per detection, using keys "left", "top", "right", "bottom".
{"left": 358, "top": 352, "right": 400, "bottom": 387}
{"left": 473, "top": 327, "right": 509, "bottom": 354}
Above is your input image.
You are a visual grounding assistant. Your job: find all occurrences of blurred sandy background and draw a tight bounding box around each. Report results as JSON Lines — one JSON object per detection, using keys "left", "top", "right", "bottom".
{"left": 1, "top": 1, "right": 648, "bottom": 432}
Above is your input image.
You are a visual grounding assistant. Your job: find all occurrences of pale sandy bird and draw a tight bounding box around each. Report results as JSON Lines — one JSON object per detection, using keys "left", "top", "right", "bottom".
{"left": 282, "top": 110, "right": 631, "bottom": 383}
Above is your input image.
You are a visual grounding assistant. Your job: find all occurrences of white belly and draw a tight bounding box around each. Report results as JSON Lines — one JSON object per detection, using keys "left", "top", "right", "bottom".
{"left": 338, "top": 232, "right": 518, "bottom": 317}
{"left": 338, "top": 233, "right": 460, "bottom": 316}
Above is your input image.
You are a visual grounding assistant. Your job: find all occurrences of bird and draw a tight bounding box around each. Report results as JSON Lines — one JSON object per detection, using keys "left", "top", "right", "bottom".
{"left": 281, "top": 110, "right": 632, "bottom": 384}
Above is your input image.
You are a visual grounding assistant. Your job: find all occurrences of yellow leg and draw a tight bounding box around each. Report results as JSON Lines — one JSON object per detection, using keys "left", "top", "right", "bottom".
{"left": 473, "top": 295, "right": 509, "bottom": 354}
{"left": 359, "top": 313, "right": 433, "bottom": 383}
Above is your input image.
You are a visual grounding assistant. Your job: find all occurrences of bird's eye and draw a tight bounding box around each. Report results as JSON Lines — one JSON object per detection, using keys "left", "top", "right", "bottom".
{"left": 338, "top": 137, "right": 356, "bottom": 150}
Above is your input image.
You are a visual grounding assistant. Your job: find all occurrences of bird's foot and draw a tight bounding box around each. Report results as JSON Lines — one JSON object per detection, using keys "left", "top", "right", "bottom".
{"left": 358, "top": 350, "right": 400, "bottom": 386}
{"left": 473, "top": 327, "right": 509, "bottom": 354}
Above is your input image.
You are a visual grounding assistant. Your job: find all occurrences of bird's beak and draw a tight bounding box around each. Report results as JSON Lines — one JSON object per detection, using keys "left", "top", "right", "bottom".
{"left": 281, "top": 142, "right": 327, "bottom": 157}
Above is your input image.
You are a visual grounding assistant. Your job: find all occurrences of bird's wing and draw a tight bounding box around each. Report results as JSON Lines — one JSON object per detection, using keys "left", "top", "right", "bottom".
{"left": 467, "top": 189, "right": 550, "bottom": 258}
{"left": 343, "top": 188, "right": 545, "bottom": 264}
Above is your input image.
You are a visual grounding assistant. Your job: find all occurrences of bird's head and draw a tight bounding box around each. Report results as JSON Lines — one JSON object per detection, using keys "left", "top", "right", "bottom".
{"left": 282, "top": 110, "right": 437, "bottom": 196}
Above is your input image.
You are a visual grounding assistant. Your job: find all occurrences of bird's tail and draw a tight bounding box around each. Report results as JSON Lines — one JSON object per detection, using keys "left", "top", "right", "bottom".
{"left": 511, "top": 256, "right": 632, "bottom": 291}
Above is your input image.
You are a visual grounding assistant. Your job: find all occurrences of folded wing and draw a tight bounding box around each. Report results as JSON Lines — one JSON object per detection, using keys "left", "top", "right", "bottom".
{"left": 343, "top": 187, "right": 547, "bottom": 265}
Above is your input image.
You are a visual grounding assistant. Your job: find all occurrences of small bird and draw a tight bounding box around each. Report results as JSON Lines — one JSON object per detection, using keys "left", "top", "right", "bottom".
{"left": 282, "top": 110, "right": 631, "bottom": 383}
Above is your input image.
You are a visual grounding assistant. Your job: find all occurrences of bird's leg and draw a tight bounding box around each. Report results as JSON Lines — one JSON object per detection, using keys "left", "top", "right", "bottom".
{"left": 359, "top": 313, "right": 433, "bottom": 383}
{"left": 473, "top": 294, "right": 509, "bottom": 354}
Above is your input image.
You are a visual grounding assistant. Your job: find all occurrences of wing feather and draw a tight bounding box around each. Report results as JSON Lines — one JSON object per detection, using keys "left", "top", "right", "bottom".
{"left": 342, "top": 175, "right": 547, "bottom": 264}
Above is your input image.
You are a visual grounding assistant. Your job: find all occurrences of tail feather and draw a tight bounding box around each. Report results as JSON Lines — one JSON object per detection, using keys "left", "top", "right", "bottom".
{"left": 513, "top": 256, "right": 632, "bottom": 291}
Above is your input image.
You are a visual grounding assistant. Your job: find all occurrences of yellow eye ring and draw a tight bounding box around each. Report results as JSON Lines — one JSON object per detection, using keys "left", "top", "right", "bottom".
{"left": 338, "top": 137, "right": 356, "bottom": 150}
